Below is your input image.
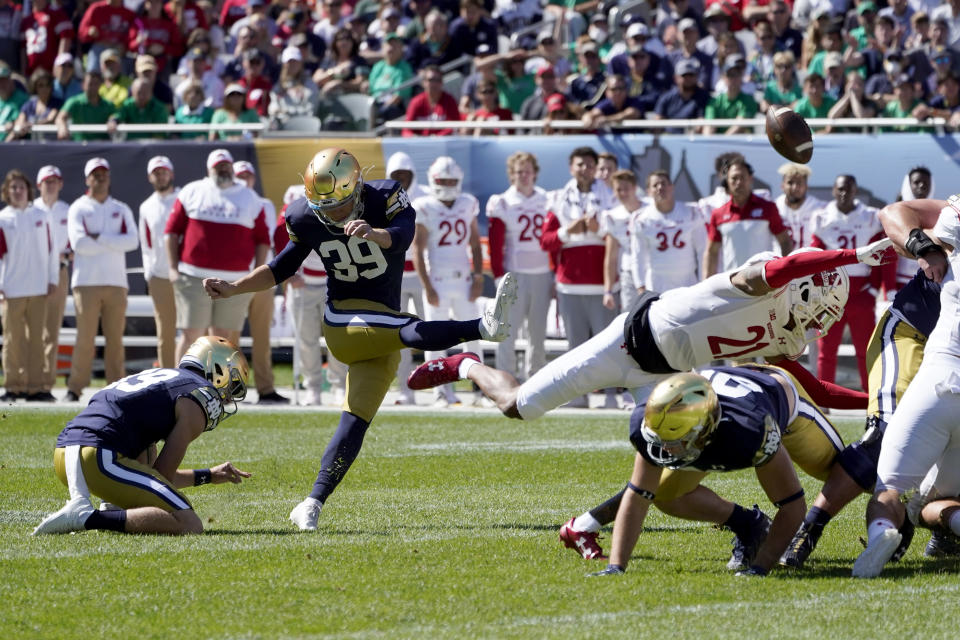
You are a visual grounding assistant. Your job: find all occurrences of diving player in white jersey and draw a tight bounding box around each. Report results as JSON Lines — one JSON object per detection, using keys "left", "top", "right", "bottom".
{"left": 412, "top": 156, "right": 484, "bottom": 406}
{"left": 601, "top": 169, "right": 642, "bottom": 313}
{"left": 486, "top": 151, "right": 552, "bottom": 380}
{"left": 853, "top": 195, "right": 960, "bottom": 577}
{"left": 409, "top": 238, "right": 893, "bottom": 420}
{"left": 386, "top": 152, "right": 431, "bottom": 404}
{"left": 630, "top": 170, "right": 705, "bottom": 294}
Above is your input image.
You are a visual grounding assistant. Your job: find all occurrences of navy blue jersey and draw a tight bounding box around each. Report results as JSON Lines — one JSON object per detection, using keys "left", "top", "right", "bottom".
{"left": 633, "top": 366, "right": 789, "bottom": 472}
{"left": 269, "top": 179, "right": 416, "bottom": 311}
{"left": 56, "top": 368, "right": 222, "bottom": 459}
{"left": 892, "top": 269, "right": 942, "bottom": 337}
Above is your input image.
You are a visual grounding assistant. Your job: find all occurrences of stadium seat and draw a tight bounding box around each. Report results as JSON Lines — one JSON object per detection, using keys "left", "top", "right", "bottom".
{"left": 281, "top": 115, "right": 322, "bottom": 132}
{"left": 319, "top": 93, "right": 375, "bottom": 131}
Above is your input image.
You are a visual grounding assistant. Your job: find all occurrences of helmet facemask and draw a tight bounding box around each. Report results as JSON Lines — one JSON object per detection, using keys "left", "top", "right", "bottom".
{"left": 788, "top": 268, "right": 849, "bottom": 344}
{"left": 427, "top": 156, "right": 464, "bottom": 202}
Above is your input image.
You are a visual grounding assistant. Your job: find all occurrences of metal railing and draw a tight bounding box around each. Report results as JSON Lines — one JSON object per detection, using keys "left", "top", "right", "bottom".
{"left": 25, "top": 121, "right": 269, "bottom": 138}
{"left": 382, "top": 116, "right": 953, "bottom": 134}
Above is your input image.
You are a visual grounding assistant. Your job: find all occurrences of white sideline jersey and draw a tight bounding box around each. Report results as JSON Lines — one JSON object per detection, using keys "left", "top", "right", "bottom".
{"left": 648, "top": 252, "right": 807, "bottom": 369}
{"left": 600, "top": 204, "right": 636, "bottom": 274}
{"left": 486, "top": 185, "right": 551, "bottom": 273}
{"left": 414, "top": 193, "right": 479, "bottom": 273}
{"left": 138, "top": 188, "right": 180, "bottom": 281}
{"left": 34, "top": 197, "right": 70, "bottom": 255}
{"left": 928, "top": 197, "right": 960, "bottom": 357}
{"left": 630, "top": 200, "right": 705, "bottom": 292}
{"left": 808, "top": 200, "right": 882, "bottom": 278}
{"left": 776, "top": 194, "right": 824, "bottom": 249}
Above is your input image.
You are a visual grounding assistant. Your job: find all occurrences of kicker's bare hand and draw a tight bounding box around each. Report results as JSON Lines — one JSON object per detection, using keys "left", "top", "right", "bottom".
{"left": 204, "top": 278, "right": 236, "bottom": 299}
{"left": 211, "top": 461, "right": 251, "bottom": 484}
{"left": 343, "top": 220, "right": 373, "bottom": 238}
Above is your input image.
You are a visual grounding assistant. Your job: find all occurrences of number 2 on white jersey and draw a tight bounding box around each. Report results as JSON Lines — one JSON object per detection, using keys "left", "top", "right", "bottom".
{"left": 319, "top": 236, "right": 388, "bottom": 282}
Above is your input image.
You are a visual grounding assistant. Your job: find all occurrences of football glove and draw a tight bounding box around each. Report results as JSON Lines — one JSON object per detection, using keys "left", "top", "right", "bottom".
{"left": 588, "top": 564, "right": 625, "bottom": 577}
{"left": 856, "top": 238, "right": 893, "bottom": 266}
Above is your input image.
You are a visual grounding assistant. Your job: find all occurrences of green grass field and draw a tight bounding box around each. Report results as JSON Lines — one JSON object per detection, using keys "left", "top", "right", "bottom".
{"left": 3, "top": 407, "right": 959, "bottom": 639}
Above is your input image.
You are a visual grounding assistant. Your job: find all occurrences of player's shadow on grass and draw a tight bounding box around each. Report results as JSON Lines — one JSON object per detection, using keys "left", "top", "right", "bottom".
{"left": 208, "top": 529, "right": 304, "bottom": 535}
{"left": 772, "top": 556, "right": 960, "bottom": 579}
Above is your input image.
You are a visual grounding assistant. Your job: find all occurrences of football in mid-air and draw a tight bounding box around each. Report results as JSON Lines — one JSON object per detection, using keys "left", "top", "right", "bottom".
{"left": 765, "top": 106, "right": 814, "bottom": 164}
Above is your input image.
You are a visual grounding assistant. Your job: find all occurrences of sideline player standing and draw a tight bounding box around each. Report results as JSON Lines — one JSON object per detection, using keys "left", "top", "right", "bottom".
{"left": 486, "top": 151, "right": 552, "bottom": 381}
{"left": 138, "top": 155, "right": 179, "bottom": 369}
{"left": 386, "top": 152, "right": 430, "bottom": 405}
{"left": 203, "top": 148, "right": 518, "bottom": 531}
{"left": 630, "top": 170, "right": 705, "bottom": 294}
{"left": 32, "top": 337, "right": 251, "bottom": 536}
{"left": 413, "top": 156, "right": 483, "bottom": 407}
{"left": 601, "top": 170, "right": 642, "bottom": 314}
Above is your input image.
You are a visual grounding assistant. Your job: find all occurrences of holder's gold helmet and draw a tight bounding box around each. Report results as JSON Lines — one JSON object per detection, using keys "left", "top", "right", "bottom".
{"left": 640, "top": 372, "right": 721, "bottom": 467}
{"left": 179, "top": 336, "right": 249, "bottom": 422}
{"left": 303, "top": 147, "right": 364, "bottom": 228}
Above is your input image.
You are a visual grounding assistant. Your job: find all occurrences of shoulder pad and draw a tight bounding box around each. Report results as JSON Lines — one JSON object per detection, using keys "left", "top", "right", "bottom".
{"left": 189, "top": 386, "right": 225, "bottom": 431}
{"left": 752, "top": 414, "right": 781, "bottom": 466}
{"left": 385, "top": 185, "right": 411, "bottom": 221}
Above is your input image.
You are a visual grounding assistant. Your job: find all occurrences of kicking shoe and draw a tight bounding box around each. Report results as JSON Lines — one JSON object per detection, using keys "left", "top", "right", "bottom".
{"left": 289, "top": 497, "right": 323, "bottom": 531}
{"left": 779, "top": 522, "right": 820, "bottom": 569}
{"left": 924, "top": 529, "right": 960, "bottom": 557}
{"left": 32, "top": 496, "right": 94, "bottom": 535}
{"left": 727, "top": 505, "right": 772, "bottom": 571}
{"left": 479, "top": 272, "right": 517, "bottom": 341}
{"left": 891, "top": 518, "right": 915, "bottom": 562}
{"left": 257, "top": 390, "right": 290, "bottom": 405}
{"left": 852, "top": 528, "right": 902, "bottom": 578}
{"left": 407, "top": 352, "right": 480, "bottom": 391}
{"left": 559, "top": 518, "right": 607, "bottom": 560}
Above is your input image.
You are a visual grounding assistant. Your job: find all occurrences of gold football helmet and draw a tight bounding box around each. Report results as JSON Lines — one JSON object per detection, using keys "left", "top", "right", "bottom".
{"left": 641, "top": 372, "right": 721, "bottom": 467}
{"left": 303, "top": 147, "right": 364, "bottom": 228}
{"left": 180, "top": 336, "right": 249, "bottom": 419}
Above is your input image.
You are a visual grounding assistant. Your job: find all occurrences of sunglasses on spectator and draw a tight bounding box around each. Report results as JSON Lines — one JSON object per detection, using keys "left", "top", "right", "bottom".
{"left": 775, "top": 63, "right": 792, "bottom": 69}
{"left": 759, "top": 34, "right": 774, "bottom": 40}
{"left": 426, "top": 76, "right": 443, "bottom": 83}
{"left": 478, "top": 88, "right": 495, "bottom": 94}
{"left": 609, "top": 84, "right": 627, "bottom": 91}
{"left": 936, "top": 56, "right": 951, "bottom": 63}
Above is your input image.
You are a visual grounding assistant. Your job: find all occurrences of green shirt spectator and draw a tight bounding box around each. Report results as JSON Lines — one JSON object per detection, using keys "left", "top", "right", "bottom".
{"left": 210, "top": 106, "right": 261, "bottom": 140}
{"left": 495, "top": 67, "right": 535, "bottom": 114}
{"left": 369, "top": 34, "right": 416, "bottom": 102}
{"left": 175, "top": 104, "right": 215, "bottom": 139}
{"left": 0, "top": 84, "right": 28, "bottom": 128}
{"left": 763, "top": 79, "right": 802, "bottom": 107}
{"left": 793, "top": 74, "right": 837, "bottom": 122}
{"left": 705, "top": 63, "right": 758, "bottom": 133}
{"left": 882, "top": 80, "right": 922, "bottom": 131}
{"left": 110, "top": 80, "right": 169, "bottom": 139}
{"left": 57, "top": 72, "right": 116, "bottom": 141}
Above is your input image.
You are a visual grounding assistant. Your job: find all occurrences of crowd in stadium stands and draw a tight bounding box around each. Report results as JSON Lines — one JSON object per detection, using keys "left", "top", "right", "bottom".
{"left": 0, "top": 0, "right": 955, "bottom": 137}
{"left": 0, "top": 143, "right": 924, "bottom": 408}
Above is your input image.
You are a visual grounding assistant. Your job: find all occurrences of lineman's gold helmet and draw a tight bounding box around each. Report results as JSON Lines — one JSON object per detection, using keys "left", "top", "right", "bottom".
{"left": 303, "top": 147, "right": 364, "bottom": 228}
{"left": 180, "top": 336, "right": 249, "bottom": 420}
{"left": 640, "top": 373, "right": 721, "bottom": 467}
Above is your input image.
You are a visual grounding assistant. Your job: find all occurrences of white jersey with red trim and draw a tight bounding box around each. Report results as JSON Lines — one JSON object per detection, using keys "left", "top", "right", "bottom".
{"left": 67, "top": 194, "right": 138, "bottom": 289}
{"left": 648, "top": 252, "right": 807, "bottom": 369}
{"left": 600, "top": 203, "right": 637, "bottom": 274}
{"left": 138, "top": 188, "right": 179, "bottom": 281}
{"left": 630, "top": 200, "right": 705, "bottom": 292}
{"left": 33, "top": 196, "right": 69, "bottom": 254}
{"left": 0, "top": 205, "right": 59, "bottom": 297}
{"left": 486, "top": 185, "right": 550, "bottom": 274}
{"left": 928, "top": 196, "right": 960, "bottom": 356}
{"left": 808, "top": 200, "right": 882, "bottom": 278}
{"left": 775, "top": 194, "right": 824, "bottom": 249}
{"left": 402, "top": 183, "right": 431, "bottom": 280}
{"left": 414, "top": 193, "right": 478, "bottom": 274}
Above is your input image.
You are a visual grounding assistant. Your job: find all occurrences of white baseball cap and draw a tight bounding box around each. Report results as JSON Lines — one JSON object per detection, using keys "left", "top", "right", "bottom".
{"left": 283, "top": 184, "right": 303, "bottom": 205}
{"left": 147, "top": 155, "right": 174, "bottom": 174}
{"left": 84, "top": 157, "right": 110, "bottom": 177}
{"left": 54, "top": 52, "right": 73, "bottom": 67}
{"left": 36, "top": 165, "right": 62, "bottom": 185}
{"left": 281, "top": 46, "right": 302, "bottom": 64}
{"left": 233, "top": 160, "right": 256, "bottom": 177}
{"left": 207, "top": 149, "right": 234, "bottom": 171}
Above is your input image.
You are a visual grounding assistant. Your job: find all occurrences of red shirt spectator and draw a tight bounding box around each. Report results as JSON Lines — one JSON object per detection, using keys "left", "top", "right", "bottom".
{"left": 129, "top": 0, "right": 184, "bottom": 72}
{"left": 237, "top": 48, "right": 271, "bottom": 115}
{"left": 219, "top": 0, "right": 248, "bottom": 30}
{"left": 21, "top": 0, "right": 74, "bottom": 74}
{"left": 78, "top": 0, "right": 136, "bottom": 51}
{"left": 403, "top": 66, "right": 461, "bottom": 136}
{"left": 163, "top": 0, "right": 209, "bottom": 37}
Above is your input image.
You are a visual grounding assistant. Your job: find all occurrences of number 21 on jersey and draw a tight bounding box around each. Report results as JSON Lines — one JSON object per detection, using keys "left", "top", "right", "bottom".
{"left": 319, "top": 236, "right": 388, "bottom": 282}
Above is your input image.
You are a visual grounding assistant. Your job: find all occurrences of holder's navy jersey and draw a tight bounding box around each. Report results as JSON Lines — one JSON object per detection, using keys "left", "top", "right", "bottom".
{"left": 892, "top": 269, "right": 942, "bottom": 337}
{"left": 633, "top": 366, "right": 790, "bottom": 471}
{"left": 269, "top": 180, "right": 415, "bottom": 311}
{"left": 56, "top": 368, "right": 222, "bottom": 458}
